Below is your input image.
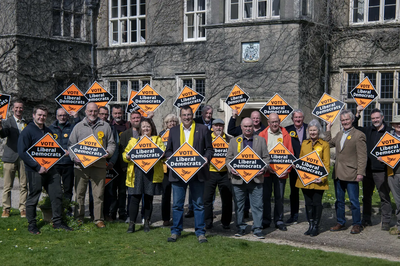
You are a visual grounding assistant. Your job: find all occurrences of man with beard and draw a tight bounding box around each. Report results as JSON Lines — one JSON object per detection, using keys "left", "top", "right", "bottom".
{"left": 353, "top": 106, "right": 393, "bottom": 230}
{"left": 68, "top": 102, "right": 115, "bottom": 228}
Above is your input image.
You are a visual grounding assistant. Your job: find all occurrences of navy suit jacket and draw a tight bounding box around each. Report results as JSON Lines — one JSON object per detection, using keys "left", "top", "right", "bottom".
{"left": 285, "top": 123, "right": 308, "bottom": 158}
{"left": 165, "top": 122, "right": 214, "bottom": 182}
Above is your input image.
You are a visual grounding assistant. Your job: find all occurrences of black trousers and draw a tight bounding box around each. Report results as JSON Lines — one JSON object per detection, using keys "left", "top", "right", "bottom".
{"left": 203, "top": 171, "right": 233, "bottom": 227}
{"left": 26, "top": 169, "right": 63, "bottom": 225}
{"left": 129, "top": 194, "right": 153, "bottom": 222}
{"left": 110, "top": 165, "right": 127, "bottom": 218}
{"left": 288, "top": 170, "right": 300, "bottom": 217}
{"left": 54, "top": 164, "right": 74, "bottom": 202}
{"left": 161, "top": 173, "right": 172, "bottom": 222}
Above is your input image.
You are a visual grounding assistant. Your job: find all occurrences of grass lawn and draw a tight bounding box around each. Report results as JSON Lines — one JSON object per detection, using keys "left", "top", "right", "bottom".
{"left": 0, "top": 209, "right": 397, "bottom": 266}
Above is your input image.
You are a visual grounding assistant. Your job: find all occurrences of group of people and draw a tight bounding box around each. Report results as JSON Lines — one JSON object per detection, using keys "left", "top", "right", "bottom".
{"left": 1, "top": 100, "right": 399, "bottom": 242}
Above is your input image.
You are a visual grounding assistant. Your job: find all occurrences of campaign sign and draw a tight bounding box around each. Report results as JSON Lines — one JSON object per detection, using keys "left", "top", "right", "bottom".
{"left": 161, "top": 129, "right": 170, "bottom": 143}
{"left": 105, "top": 165, "right": 119, "bottom": 186}
{"left": 166, "top": 142, "right": 206, "bottom": 183}
{"left": 269, "top": 142, "right": 296, "bottom": 177}
{"left": 293, "top": 151, "right": 328, "bottom": 186}
{"left": 126, "top": 91, "right": 148, "bottom": 117}
{"left": 210, "top": 136, "right": 229, "bottom": 171}
{"left": 370, "top": 132, "right": 400, "bottom": 168}
{"left": 131, "top": 84, "right": 164, "bottom": 114}
{"left": 260, "top": 93, "right": 293, "bottom": 122}
{"left": 0, "top": 94, "right": 11, "bottom": 118}
{"left": 55, "top": 84, "right": 89, "bottom": 113}
{"left": 85, "top": 81, "right": 113, "bottom": 107}
{"left": 69, "top": 135, "right": 107, "bottom": 168}
{"left": 126, "top": 136, "right": 164, "bottom": 173}
{"left": 228, "top": 146, "right": 266, "bottom": 184}
{"left": 350, "top": 77, "right": 378, "bottom": 108}
{"left": 225, "top": 84, "right": 250, "bottom": 115}
{"left": 312, "top": 93, "right": 345, "bottom": 124}
{"left": 26, "top": 133, "right": 66, "bottom": 170}
{"left": 173, "top": 86, "right": 205, "bottom": 114}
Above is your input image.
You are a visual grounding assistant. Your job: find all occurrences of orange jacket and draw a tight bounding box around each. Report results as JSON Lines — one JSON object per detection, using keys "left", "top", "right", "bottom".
{"left": 259, "top": 126, "right": 294, "bottom": 179}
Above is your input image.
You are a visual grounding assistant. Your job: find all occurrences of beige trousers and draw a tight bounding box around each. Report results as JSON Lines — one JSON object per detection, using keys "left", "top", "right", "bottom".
{"left": 2, "top": 159, "right": 27, "bottom": 211}
{"left": 74, "top": 167, "right": 106, "bottom": 223}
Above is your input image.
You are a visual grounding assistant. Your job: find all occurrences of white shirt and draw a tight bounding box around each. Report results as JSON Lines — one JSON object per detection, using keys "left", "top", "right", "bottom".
{"left": 13, "top": 115, "right": 25, "bottom": 133}
{"left": 182, "top": 124, "right": 191, "bottom": 142}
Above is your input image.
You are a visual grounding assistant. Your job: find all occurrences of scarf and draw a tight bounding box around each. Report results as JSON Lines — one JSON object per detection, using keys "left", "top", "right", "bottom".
{"left": 180, "top": 121, "right": 195, "bottom": 146}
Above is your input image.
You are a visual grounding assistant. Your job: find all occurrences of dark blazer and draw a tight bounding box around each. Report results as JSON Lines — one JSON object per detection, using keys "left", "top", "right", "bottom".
{"left": 0, "top": 117, "right": 26, "bottom": 163}
{"left": 194, "top": 117, "right": 214, "bottom": 130}
{"left": 285, "top": 123, "right": 308, "bottom": 158}
{"left": 165, "top": 122, "right": 214, "bottom": 182}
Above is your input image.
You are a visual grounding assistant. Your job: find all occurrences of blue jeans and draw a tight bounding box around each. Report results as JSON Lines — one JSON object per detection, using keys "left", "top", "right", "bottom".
{"left": 171, "top": 178, "right": 205, "bottom": 237}
{"left": 334, "top": 179, "right": 361, "bottom": 226}
{"left": 233, "top": 182, "right": 263, "bottom": 234}
{"left": 263, "top": 175, "right": 286, "bottom": 226}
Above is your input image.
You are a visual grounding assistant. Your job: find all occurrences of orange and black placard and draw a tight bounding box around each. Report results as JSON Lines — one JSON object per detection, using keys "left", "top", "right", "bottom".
{"left": 228, "top": 146, "right": 267, "bottom": 183}
{"left": 371, "top": 132, "right": 400, "bottom": 169}
{"left": 69, "top": 135, "right": 107, "bottom": 168}
{"left": 0, "top": 93, "right": 11, "bottom": 119}
{"left": 312, "top": 93, "right": 345, "bottom": 124}
{"left": 269, "top": 142, "right": 296, "bottom": 177}
{"left": 260, "top": 93, "right": 293, "bottom": 122}
{"left": 126, "top": 91, "right": 147, "bottom": 117}
{"left": 350, "top": 77, "right": 378, "bottom": 108}
{"left": 225, "top": 84, "right": 250, "bottom": 115}
{"left": 126, "top": 136, "right": 164, "bottom": 173}
{"left": 210, "top": 135, "right": 229, "bottom": 171}
{"left": 26, "top": 133, "right": 66, "bottom": 170}
{"left": 131, "top": 84, "right": 165, "bottom": 114}
{"left": 55, "top": 83, "right": 89, "bottom": 113}
{"left": 292, "top": 151, "right": 328, "bottom": 186}
{"left": 105, "top": 163, "right": 119, "bottom": 186}
{"left": 85, "top": 81, "right": 113, "bottom": 107}
{"left": 161, "top": 129, "right": 170, "bottom": 144}
{"left": 173, "top": 86, "right": 205, "bottom": 114}
{"left": 166, "top": 142, "right": 206, "bottom": 183}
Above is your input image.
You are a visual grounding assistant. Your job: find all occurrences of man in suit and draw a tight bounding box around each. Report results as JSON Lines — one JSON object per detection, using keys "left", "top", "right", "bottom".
{"left": 326, "top": 109, "right": 367, "bottom": 234}
{"left": 285, "top": 109, "right": 308, "bottom": 224}
{"left": 0, "top": 99, "right": 28, "bottom": 218}
{"left": 194, "top": 105, "right": 214, "bottom": 130}
{"left": 226, "top": 117, "right": 269, "bottom": 239}
{"left": 166, "top": 106, "right": 213, "bottom": 243}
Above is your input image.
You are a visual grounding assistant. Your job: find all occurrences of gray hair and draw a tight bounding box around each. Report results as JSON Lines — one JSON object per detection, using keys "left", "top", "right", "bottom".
{"left": 202, "top": 105, "right": 213, "bottom": 114}
{"left": 306, "top": 119, "right": 325, "bottom": 139}
{"left": 340, "top": 109, "right": 355, "bottom": 121}
{"left": 291, "top": 109, "right": 304, "bottom": 119}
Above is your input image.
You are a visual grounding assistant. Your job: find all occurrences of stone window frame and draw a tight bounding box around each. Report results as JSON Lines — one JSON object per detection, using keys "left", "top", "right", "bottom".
{"left": 350, "top": 0, "right": 398, "bottom": 25}
{"left": 176, "top": 75, "right": 206, "bottom": 118}
{"left": 343, "top": 69, "right": 400, "bottom": 127}
{"left": 53, "top": 0, "right": 86, "bottom": 39}
{"left": 225, "top": 0, "right": 280, "bottom": 22}
{"left": 109, "top": 0, "right": 146, "bottom": 46}
{"left": 184, "top": 0, "right": 207, "bottom": 42}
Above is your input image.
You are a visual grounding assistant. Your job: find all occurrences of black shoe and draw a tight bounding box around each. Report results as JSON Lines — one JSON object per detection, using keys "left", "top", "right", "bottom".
{"left": 362, "top": 219, "right": 372, "bottom": 227}
{"left": 235, "top": 229, "right": 246, "bottom": 237}
{"left": 127, "top": 222, "right": 135, "bottom": 233}
{"left": 119, "top": 214, "right": 128, "bottom": 221}
{"left": 262, "top": 223, "right": 270, "bottom": 229}
{"left": 28, "top": 224, "right": 41, "bottom": 235}
{"left": 184, "top": 210, "right": 194, "bottom": 218}
{"left": 143, "top": 220, "right": 150, "bottom": 233}
{"left": 222, "top": 224, "right": 230, "bottom": 230}
{"left": 304, "top": 220, "right": 314, "bottom": 235}
{"left": 382, "top": 223, "right": 391, "bottom": 231}
{"left": 286, "top": 214, "right": 298, "bottom": 225}
{"left": 253, "top": 232, "right": 265, "bottom": 239}
{"left": 205, "top": 224, "right": 213, "bottom": 229}
{"left": 53, "top": 223, "right": 73, "bottom": 231}
{"left": 275, "top": 224, "right": 287, "bottom": 231}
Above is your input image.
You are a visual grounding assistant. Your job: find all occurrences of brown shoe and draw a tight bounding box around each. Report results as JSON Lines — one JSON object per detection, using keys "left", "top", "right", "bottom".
{"left": 330, "top": 223, "right": 346, "bottom": 231}
{"left": 96, "top": 221, "right": 106, "bottom": 228}
{"left": 2, "top": 209, "right": 10, "bottom": 218}
{"left": 350, "top": 225, "right": 362, "bottom": 234}
{"left": 20, "top": 210, "right": 26, "bottom": 218}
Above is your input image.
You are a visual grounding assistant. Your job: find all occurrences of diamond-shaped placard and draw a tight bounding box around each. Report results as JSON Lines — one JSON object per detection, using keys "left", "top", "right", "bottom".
{"left": 173, "top": 86, "right": 205, "bottom": 114}
{"left": 55, "top": 83, "right": 89, "bottom": 114}
{"left": 210, "top": 135, "right": 229, "bottom": 171}
{"left": 228, "top": 146, "right": 266, "bottom": 183}
{"left": 85, "top": 81, "right": 113, "bottom": 107}
{"left": 126, "top": 136, "right": 164, "bottom": 173}
{"left": 292, "top": 151, "right": 328, "bottom": 187}
{"left": 269, "top": 142, "right": 296, "bottom": 177}
{"left": 69, "top": 135, "right": 107, "bottom": 168}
